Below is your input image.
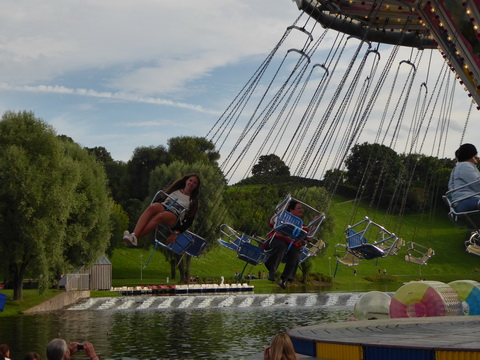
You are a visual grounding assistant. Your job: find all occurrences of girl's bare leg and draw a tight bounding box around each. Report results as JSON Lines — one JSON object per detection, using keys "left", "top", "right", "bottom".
{"left": 133, "top": 203, "right": 178, "bottom": 238}
{"left": 133, "top": 203, "right": 164, "bottom": 237}
{"left": 141, "top": 211, "right": 177, "bottom": 236}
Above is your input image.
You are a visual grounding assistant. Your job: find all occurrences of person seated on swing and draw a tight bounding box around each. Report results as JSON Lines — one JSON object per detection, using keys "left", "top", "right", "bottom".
{"left": 263, "top": 200, "right": 307, "bottom": 289}
{"left": 448, "top": 143, "right": 480, "bottom": 213}
{"left": 123, "top": 173, "right": 200, "bottom": 247}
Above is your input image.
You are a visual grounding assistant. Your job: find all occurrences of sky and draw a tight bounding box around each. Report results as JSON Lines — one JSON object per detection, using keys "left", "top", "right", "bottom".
{"left": 0, "top": 0, "right": 302, "bottom": 162}
{"left": 0, "top": 0, "right": 478, "bottom": 183}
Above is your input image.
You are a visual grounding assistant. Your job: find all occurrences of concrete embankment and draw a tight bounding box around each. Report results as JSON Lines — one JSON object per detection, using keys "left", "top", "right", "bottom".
{"left": 23, "top": 290, "right": 90, "bottom": 314}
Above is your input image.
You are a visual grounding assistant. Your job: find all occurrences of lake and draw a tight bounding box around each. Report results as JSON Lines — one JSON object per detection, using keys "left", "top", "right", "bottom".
{"left": 1, "top": 292, "right": 356, "bottom": 360}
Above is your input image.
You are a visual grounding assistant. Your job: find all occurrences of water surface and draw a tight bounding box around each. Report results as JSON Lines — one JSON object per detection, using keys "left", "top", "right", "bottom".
{"left": 2, "top": 295, "right": 353, "bottom": 359}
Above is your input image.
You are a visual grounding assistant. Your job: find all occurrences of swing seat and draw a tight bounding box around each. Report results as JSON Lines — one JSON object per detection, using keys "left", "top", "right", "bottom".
{"left": 300, "top": 238, "right": 326, "bottom": 264}
{"left": 465, "top": 231, "right": 480, "bottom": 256}
{"left": 349, "top": 244, "right": 384, "bottom": 260}
{"left": 272, "top": 195, "right": 325, "bottom": 242}
{"left": 447, "top": 207, "right": 480, "bottom": 231}
{"left": 466, "top": 243, "right": 480, "bottom": 256}
{"left": 384, "top": 237, "right": 405, "bottom": 255}
{"left": 182, "top": 232, "right": 206, "bottom": 257}
{"left": 153, "top": 223, "right": 205, "bottom": 258}
{"left": 404, "top": 241, "right": 434, "bottom": 265}
{"left": 218, "top": 224, "right": 268, "bottom": 265}
{"left": 238, "top": 241, "right": 268, "bottom": 265}
{"left": 344, "top": 217, "right": 398, "bottom": 260}
{"left": 156, "top": 234, "right": 192, "bottom": 256}
{"left": 346, "top": 228, "right": 384, "bottom": 260}
{"left": 335, "top": 243, "right": 362, "bottom": 266}
{"left": 217, "top": 236, "right": 244, "bottom": 252}
{"left": 443, "top": 181, "right": 480, "bottom": 230}
{"left": 337, "top": 252, "right": 362, "bottom": 266}
{"left": 274, "top": 210, "right": 308, "bottom": 241}
{"left": 217, "top": 224, "right": 249, "bottom": 252}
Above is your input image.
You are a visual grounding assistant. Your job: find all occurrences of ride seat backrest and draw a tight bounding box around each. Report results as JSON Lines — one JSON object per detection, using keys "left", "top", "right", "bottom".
{"left": 274, "top": 210, "right": 307, "bottom": 241}
{"left": 169, "top": 234, "right": 192, "bottom": 255}
{"left": 346, "top": 228, "right": 367, "bottom": 247}
{"left": 151, "top": 190, "right": 167, "bottom": 204}
{"left": 184, "top": 233, "right": 206, "bottom": 257}
{"left": 238, "top": 234, "right": 249, "bottom": 244}
{"left": 275, "top": 210, "right": 302, "bottom": 226}
{"left": 238, "top": 241, "right": 265, "bottom": 265}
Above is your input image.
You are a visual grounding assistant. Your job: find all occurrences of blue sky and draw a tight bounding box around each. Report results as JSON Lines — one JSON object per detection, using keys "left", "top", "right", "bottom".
{"left": 0, "top": 1, "right": 301, "bottom": 162}
{"left": 0, "top": 0, "right": 477, "bottom": 183}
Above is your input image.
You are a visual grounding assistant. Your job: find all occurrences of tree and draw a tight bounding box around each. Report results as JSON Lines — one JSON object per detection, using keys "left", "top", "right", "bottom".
{"left": 60, "top": 139, "right": 111, "bottom": 269}
{"left": 322, "top": 169, "right": 347, "bottom": 192}
{"left": 223, "top": 185, "right": 281, "bottom": 235}
{"left": 0, "top": 111, "right": 111, "bottom": 300}
{"left": 86, "top": 146, "right": 128, "bottom": 204}
{"left": 399, "top": 153, "right": 456, "bottom": 213}
{"left": 127, "top": 145, "right": 169, "bottom": 201}
{"left": 168, "top": 136, "right": 220, "bottom": 165}
{"left": 344, "top": 143, "right": 404, "bottom": 207}
{"left": 251, "top": 154, "right": 290, "bottom": 177}
{"left": 106, "top": 201, "right": 129, "bottom": 257}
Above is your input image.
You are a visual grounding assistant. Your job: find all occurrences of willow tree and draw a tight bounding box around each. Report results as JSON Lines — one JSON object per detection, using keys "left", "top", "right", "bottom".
{"left": 0, "top": 111, "right": 111, "bottom": 300}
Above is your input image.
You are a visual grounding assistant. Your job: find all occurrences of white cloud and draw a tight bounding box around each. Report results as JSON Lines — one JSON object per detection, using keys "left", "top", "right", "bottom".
{"left": 0, "top": 0, "right": 299, "bottom": 96}
{"left": 0, "top": 83, "right": 219, "bottom": 114}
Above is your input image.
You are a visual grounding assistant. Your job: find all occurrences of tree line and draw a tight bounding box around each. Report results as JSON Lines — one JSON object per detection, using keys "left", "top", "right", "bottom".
{"left": 0, "top": 111, "right": 459, "bottom": 300}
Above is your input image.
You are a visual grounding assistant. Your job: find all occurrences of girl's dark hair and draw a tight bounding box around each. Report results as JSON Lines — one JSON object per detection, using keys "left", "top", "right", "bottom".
{"left": 287, "top": 200, "right": 299, "bottom": 212}
{"left": 165, "top": 173, "right": 201, "bottom": 218}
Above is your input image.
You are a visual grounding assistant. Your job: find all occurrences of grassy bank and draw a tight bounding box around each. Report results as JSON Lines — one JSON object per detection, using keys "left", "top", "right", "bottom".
{"left": 2, "top": 195, "right": 478, "bottom": 316}
{"left": 0, "top": 289, "right": 62, "bottom": 316}
{"left": 111, "top": 195, "right": 477, "bottom": 284}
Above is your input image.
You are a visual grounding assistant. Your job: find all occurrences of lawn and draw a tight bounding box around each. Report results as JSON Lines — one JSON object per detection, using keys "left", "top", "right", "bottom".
{"left": 2, "top": 194, "right": 479, "bottom": 316}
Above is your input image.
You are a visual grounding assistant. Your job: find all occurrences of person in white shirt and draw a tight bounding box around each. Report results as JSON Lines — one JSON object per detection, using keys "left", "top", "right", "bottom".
{"left": 448, "top": 143, "right": 480, "bottom": 212}
{"left": 123, "top": 174, "right": 201, "bottom": 247}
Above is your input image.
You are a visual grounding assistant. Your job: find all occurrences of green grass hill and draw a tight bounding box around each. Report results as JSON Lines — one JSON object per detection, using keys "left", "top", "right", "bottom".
{"left": 110, "top": 194, "right": 480, "bottom": 287}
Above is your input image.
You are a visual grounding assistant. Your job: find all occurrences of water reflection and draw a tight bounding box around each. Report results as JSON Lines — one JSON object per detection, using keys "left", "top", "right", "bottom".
{"left": 3, "top": 305, "right": 352, "bottom": 359}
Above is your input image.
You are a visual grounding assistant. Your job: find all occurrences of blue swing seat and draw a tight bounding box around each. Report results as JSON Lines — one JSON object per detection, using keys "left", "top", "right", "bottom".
{"left": 344, "top": 217, "right": 398, "bottom": 260}
{"left": 274, "top": 210, "right": 308, "bottom": 241}
{"left": 218, "top": 224, "right": 268, "bottom": 266}
{"left": 443, "top": 194, "right": 480, "bottom": 231}
{"left": 271, "top": 195, "right": 325, "bottom": 243}
{"left": 182, "top": 232, "right": 206, "bottom": 257}
{"left": 238, "top": 241, "right": 268, "bottom": 265}
{"left": 156, "top": 231, "right": 206, "bottom": 257}
{"left": 165, "top": 234, "right": 191, "bottom": 255}
{"left": 346, "top": 228, "right": 384, "bottom": 260}
{"left": 217, "top": 233, "right": 248, "bottom": 252}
